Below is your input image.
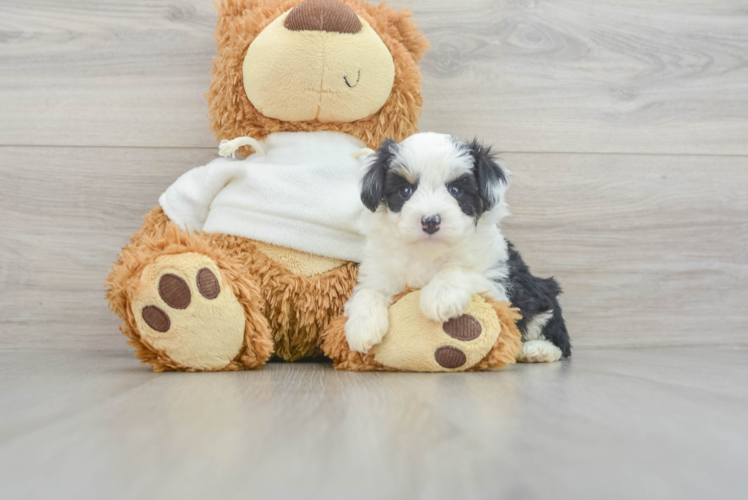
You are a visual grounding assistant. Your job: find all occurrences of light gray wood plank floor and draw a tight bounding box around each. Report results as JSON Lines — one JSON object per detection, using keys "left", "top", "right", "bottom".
{"left": 0, "top": 348, "right": 746, "bottom": 500}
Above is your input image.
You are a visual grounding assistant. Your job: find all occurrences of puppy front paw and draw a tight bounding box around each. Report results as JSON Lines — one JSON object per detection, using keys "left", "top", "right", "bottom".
{"left": 344, "top": 290, "right": 390, "bottom": 354}
{"left": 345, "top": 314, "right": 389, "bottom": 354}
{"left": 419, "top": 283, "right": 472, "bottom": 323}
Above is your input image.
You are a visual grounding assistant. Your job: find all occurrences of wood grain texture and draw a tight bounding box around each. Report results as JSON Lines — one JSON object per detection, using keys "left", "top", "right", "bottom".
{"left": 417, "top": 0, "right": 748, "bottom": 155}
{"left": 0, "top": 0, "right": 217, "bottom": 148}
{"left": 1, "top": 349, "right": 747, "bottom": 499}
{"left": 1, "top": 146, "right": 745, "bottom": 350}
{"left": 0, "top": 147, "right": 217, "bottom": 350}
{"left": 1, "top": 0, "right": 747, "bottom": 154}
{"left": 502, "top": 151, "right": 748, "bottom": 348}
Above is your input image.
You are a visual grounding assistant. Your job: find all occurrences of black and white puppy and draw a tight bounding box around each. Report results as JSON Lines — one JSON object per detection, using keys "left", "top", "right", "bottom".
{"left": 345, "top": 132, "right": 571, "bottom": 362}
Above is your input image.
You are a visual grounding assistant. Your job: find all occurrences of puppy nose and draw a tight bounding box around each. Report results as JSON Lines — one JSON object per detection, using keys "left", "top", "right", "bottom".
{"left": 284, "top": 0, "right": 363, "bottom": 34}
{"left": 421, "top": 215, "right": 441, "bottom": 235}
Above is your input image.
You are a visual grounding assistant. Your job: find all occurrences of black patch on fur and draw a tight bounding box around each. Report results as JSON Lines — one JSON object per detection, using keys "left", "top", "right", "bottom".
{"left": 383, "top": 172, "right": 418, "bottom": 213}
{"left": 466, "top": 139, "right": 507, "bottom": 212}
{"left": 447, "top": 174, "right": 481, "bottom": 217}
{"left": 360, "top": 139, "right": 398, "bottom": 212}
{"left": 503, "top": 241, "right": 572, "bottom": 357}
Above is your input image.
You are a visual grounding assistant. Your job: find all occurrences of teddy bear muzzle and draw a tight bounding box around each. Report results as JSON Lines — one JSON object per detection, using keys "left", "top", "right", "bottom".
{"left": 242, "top": 0, "right": 396, "bottom": 123}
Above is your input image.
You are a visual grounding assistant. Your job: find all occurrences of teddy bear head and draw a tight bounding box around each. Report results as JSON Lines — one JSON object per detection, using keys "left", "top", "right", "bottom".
{"left": 206, "top": 0, "right": 430, "bottom": 150}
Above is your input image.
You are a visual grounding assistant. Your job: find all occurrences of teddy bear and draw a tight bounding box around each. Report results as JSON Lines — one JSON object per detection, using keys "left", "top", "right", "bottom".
{"left": 106, "top": 0, "right": 522, "bottom": 373}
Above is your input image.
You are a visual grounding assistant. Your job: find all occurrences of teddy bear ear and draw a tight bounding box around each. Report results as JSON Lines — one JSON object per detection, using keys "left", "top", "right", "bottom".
{"left": 389, "top": 8, "right": 431, "bottom": 62}
{"left": 215, "top": 0, "right": 266, "bottom": 19}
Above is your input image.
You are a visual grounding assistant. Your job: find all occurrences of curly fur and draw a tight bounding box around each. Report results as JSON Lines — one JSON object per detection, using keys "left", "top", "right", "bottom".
{"left": 206, "top": 232, "right": 359, "bottom": 361}
{"left": 107, "top": 0, "right": 430, "bottom": 371}
{"left": 106, "top": 208, "right": 359, "bottom": 370}
{"left": 207, "top": 0, "right": 430, "bottom": 154}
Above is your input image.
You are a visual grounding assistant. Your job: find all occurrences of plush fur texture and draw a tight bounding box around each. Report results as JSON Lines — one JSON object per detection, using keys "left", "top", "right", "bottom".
{"left": 106, "top": 208, "right": 274, "bottom": 372}
{"left": 242, "top": 9, "right": 396, "bottom": 123}
{"left": 252, "top": 241, "right": 346, "bottom": 276}
{"left": 131, "top": 252, "right": 248, "bottom": 371}
{"left": 207, "top": 0, "right": 430, "bottom": 155}
{"left": 106, "top": 208, "right": 358, "bottom": 369}
{"left": 370, "top": 291, "right": 502, "bottom": 371}
{"left": 106, "top": 0, "right": 430, "bottom": 371}
{"left": 345, "top": 133, "right": 571, "bottom": 361}
{"left": 322, "top": 289, "right": 523, "bottom": 372}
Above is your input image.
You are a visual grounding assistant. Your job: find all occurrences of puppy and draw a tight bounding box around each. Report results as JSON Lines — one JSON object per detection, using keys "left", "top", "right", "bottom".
{"left": 344, "top": 132, "right": 571, "bottom": 363}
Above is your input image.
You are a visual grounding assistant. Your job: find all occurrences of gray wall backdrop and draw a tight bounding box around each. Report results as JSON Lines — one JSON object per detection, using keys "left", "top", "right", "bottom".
{"left": 1, "top": 0, "right": 746, "bottom": 350}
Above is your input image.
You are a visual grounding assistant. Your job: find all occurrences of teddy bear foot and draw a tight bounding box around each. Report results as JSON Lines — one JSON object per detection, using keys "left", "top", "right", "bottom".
{"left": 322, "top": 290, "right": 523, "bottom": 372}
{"left": 131, "top": 253, "right": 247, "bottom": 371}
{"left": 517, "top": 339, "right": 562, "bottom": 363}
{"left": 369, "top": 291, "right": 503, "bottom": 372}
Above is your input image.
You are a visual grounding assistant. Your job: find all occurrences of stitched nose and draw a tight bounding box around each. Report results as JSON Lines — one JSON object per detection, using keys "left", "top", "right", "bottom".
{"left": 421, "top": 215, "right": 441, "bottom": 235}
{"left": 284, "top": 0, "right": 362, "bottom": 34}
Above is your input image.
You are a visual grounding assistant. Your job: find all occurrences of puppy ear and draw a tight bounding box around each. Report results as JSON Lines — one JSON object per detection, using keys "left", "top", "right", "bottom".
{"left": 467, "top": 139, "right": 508, "bottom": 211}
{"left": 361, "top": 139, "right": 398, "bottom": 212}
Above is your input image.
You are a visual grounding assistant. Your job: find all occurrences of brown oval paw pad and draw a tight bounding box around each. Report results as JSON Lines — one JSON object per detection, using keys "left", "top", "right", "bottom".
{"left": 142, "top": 306, "right": 170, "bottom": 333}
{"left": 196, "top": 268, "right": 220, "bottom": 299}
{"left": 434, "top": 346, "right": 467, "bottom": 369}
{"left": 158, "top": 274, "right": 191, "bottom": 309}
{"left": 443, "top": 314, "right": 482, "bottom": 341}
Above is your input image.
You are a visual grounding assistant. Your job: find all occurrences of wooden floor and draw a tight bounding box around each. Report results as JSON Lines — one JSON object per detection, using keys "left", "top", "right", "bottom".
{"left": 0, "top": 0, "right": 747, "bottom": 498}
{"left": 0, "top": 348, "right": 746, "bottom": 499}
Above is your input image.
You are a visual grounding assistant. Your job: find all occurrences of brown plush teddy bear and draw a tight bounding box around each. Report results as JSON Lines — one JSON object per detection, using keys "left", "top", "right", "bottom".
{"left": 106, "top": 0, "right": 522, "bottom": 373}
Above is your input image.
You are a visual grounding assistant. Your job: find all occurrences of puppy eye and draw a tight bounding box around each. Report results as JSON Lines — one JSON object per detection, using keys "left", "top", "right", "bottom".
{"left": 448, "top": 185, "right": 463, "bottom": 197}
{"left": 400, "top": 186, "right": 414, "bottom": 199}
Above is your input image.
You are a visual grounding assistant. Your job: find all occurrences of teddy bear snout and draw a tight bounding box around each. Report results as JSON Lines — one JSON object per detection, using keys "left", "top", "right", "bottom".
{"left": 285, "top": 0, "right": 363, "bottom": 34}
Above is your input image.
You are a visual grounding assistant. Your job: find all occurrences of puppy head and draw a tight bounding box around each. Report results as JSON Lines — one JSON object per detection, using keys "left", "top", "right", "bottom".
{"left": 360, "top": 132, "right": 509, "bottom": 247}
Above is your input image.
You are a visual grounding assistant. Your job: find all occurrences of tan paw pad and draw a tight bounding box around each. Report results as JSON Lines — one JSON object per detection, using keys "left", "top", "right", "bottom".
{"left": 370, "top": 291, "right": 501, "bottom": 372}
{"left": 132, "top": 253, "right": 245, "bottom": 371}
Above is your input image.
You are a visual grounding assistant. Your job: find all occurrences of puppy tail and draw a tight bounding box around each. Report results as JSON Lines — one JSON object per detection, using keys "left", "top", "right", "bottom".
{"left": 540, "top": 276, "right": 562, "bottom": 297}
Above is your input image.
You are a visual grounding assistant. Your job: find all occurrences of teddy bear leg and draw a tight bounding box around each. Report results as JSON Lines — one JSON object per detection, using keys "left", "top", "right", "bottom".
{"left": 370, "top": 292, "right": 511, "bottom": 372}
{"left": 131, "top": 253, "right": 253, "bottom": 371}
{"left": 322, "top": 291, "right": 523, "bottom": 372}
{"left": 106, "top": 208, "right": 273, "bottom": 372}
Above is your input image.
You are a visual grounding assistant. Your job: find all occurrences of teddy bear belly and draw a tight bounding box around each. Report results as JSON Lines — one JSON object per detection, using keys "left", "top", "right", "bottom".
{"left": 252, "top": 240, "right": 347, "bottom": 276}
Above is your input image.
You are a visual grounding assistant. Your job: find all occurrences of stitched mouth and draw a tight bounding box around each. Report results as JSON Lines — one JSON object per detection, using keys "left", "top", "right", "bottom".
{"left": 343, "top": 69, "right": 361, "bottom": 88}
